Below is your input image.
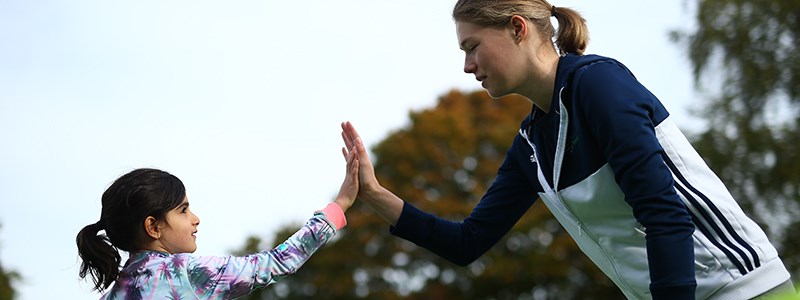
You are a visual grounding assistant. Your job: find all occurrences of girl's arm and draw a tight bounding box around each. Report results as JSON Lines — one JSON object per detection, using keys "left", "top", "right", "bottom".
{"left": 187, "top": 204, "right": 345, "bottom": 298}
{"left": 188, "top": 143, "right": 358, "bottom": 298}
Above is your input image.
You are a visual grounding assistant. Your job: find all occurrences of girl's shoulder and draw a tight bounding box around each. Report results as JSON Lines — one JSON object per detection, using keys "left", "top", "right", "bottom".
{"left": 122, "top": 251, "right": 199, "bottom": 272}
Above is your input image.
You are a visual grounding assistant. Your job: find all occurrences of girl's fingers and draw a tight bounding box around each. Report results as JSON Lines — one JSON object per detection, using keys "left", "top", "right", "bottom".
{"left": 342, "top": 121, "right": 368, "bottom": 162}
{"left": 345, "top": 121, "right": 359, "bottom": 137}
{"left": 341, "top": 123, "right": 354, "bottom": 149}
{"left": 345, "top": 145, "right": 358, "bottom": 168}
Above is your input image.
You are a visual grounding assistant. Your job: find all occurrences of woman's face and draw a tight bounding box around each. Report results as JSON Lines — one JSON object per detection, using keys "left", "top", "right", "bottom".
{"left": 457, "top": 21, "right": 526, "bottom": 98}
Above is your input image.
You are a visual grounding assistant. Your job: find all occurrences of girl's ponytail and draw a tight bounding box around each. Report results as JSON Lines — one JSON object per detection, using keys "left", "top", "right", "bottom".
{"left": 76, "top": 221, "right": 121, "bottom": 291}
{"left": 551, "top": 5, "right": 589, "bottom": 55}
{"left": 77, "top": 168, "right": 187, "bottom": 292}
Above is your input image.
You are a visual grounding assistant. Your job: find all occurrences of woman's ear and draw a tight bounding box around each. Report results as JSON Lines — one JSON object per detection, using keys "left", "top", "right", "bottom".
{"left": 509, "top": 15, "right": 528, "bottom": 43}
{"left": 144, "top": 216, "right": 161, "bottom": 239}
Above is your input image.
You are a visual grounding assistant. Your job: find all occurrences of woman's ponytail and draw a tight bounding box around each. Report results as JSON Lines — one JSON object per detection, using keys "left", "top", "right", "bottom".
{"left": 551, "top": 5, "right": 589, "bottom": 55}
{"left": 452, "top": 0, "right": 590, "bottom": 56}
{"left": 76, "top": 221, "right": 121, "bottom": 291}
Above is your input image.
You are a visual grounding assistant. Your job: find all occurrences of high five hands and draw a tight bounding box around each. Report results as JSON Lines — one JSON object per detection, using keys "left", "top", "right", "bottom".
{"left": 340, "top": 121, "right": 403, "bottom": 226}
{"left": 340, "top": 121, "right": 379, "bottom": 196}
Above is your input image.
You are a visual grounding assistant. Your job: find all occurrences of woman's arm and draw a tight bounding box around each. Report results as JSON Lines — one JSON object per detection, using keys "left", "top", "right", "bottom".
{"left": 341, "top": 121, "right": 539, "bottom": 265}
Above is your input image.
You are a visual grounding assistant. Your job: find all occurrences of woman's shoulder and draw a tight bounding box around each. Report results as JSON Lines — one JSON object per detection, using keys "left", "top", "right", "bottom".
{"left": 556, "top": 53, "right": 626, "bottom": 89}
{"left": 564, "top": 53, "right": 627, "bottom": 74}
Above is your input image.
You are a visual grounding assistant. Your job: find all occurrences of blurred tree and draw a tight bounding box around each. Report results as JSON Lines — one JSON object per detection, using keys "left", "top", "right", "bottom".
{"left": 235, "top": 90, "right": 622, "bottom": 299}
{"left": 671, "top": 0, "right": 800, "bottom": 277}
{"left": 0, "top": 260, "right": 17, "bottom": 300}
{"left": 0, "top": 224, "right": 20, "bottom": 300}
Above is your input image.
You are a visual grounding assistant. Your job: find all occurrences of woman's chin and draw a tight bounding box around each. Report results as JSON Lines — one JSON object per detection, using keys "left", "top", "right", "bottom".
{"left": 485, "top": 88, "right": 510, "bottom": 99}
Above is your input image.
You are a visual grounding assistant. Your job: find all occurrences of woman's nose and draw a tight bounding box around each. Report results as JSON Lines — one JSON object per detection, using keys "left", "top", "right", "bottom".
{"left": 464, "top": 57, "right": 476, "bottom": 74}
{"left": 464, "top": 61, "right": 475, "bottom": 73}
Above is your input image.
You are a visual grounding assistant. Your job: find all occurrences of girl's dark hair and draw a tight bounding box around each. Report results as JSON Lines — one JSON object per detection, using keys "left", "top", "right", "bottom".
{"left": 452, "top": 0, "right": 589, "bottom": 55}
{"left": 76, "top": 168, "right": 186, "bottom": 291}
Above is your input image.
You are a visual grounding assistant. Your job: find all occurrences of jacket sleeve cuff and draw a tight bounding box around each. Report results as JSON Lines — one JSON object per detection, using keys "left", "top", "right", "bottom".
{"left": 318, "top": 202, "right": 347, "bottom": 230}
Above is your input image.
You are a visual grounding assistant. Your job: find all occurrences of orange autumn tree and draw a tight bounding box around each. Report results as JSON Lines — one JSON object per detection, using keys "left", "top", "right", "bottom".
{"left": 237, "top": 90, "right": 622, "bottom": 299}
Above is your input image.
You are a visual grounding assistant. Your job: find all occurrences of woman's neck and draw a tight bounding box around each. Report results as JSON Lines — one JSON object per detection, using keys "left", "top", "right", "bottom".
{"left": 519, "top": 49, "right": 560, "bottom": 113}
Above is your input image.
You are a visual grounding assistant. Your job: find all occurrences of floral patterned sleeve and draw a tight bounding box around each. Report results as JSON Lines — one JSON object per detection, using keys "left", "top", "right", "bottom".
{"left": 186, "top": 203, "right": 346, "bottom": 299}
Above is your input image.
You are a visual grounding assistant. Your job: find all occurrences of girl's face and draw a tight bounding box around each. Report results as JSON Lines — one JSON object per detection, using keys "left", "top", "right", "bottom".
{"left": 457, "top": 21, "right": 527, "bottom": 98}
{"left": 157, "top": 196, "right": 200, "bottom": 254}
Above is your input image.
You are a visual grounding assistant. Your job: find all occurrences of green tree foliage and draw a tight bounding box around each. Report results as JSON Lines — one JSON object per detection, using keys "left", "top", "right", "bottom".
{"left": 672, "top": 0, "right": 800, "bottom": 277}
{"left": 0, "top": 224, "right": 20, "bottom": 300}
{"left": 236, "top": 90, "right": 622, "bottom": 299}
{"left": 0, "top": 261, "right": 18, "bottom": 300}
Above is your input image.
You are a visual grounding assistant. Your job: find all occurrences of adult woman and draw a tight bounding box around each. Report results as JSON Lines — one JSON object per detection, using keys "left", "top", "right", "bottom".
{"left": 340, "top": 0, "right": 793, "bottom": 299}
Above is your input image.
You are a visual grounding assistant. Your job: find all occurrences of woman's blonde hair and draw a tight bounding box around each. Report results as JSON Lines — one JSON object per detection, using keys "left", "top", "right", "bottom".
{"left": 452, "top": 0, "right": 588, "bottom": 55}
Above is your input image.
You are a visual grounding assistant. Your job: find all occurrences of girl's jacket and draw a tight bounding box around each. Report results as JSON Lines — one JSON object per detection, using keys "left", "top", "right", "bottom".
{"left": 99, "top": 203, "right": 346, "bottom": 300}
{"left": 390, "top": 54, "right": 790, "bottom": 299}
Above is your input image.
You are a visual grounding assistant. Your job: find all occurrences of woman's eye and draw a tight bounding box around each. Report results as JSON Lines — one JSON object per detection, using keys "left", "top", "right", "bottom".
{"left": 462, "top": 44, "right": 477, "bottom": 53}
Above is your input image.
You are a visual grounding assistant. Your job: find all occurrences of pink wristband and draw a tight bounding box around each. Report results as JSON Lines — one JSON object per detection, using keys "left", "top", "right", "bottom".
{"left": 319, "top": 202, "right": 347, "bottom": 230}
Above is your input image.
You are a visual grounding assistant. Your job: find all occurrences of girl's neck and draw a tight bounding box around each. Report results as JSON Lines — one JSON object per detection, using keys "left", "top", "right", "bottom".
{"left": 134, "top": 249, "right": 170, "bottom": 256}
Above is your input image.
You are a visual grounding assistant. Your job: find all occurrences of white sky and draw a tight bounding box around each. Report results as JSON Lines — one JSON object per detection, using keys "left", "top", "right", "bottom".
{"left": 0, "top": 1, "right": 697, "bottom": 299}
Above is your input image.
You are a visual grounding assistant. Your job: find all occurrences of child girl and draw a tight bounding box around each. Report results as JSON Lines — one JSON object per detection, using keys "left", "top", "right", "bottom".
{"left": 76, "top": 146, "right": 359, "bottom": 299}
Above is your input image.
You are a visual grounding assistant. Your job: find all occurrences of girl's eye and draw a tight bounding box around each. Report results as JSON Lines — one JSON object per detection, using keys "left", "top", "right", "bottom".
{"left": 181, "top": 207, "right": 188, "bottom": 213}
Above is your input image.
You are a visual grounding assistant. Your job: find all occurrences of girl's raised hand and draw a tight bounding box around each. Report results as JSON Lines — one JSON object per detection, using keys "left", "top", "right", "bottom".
{"left": 334, "top": 144, "right": 359, "bottom": 212}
